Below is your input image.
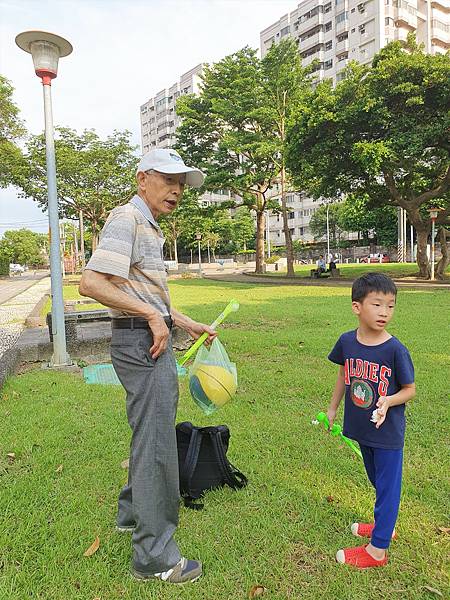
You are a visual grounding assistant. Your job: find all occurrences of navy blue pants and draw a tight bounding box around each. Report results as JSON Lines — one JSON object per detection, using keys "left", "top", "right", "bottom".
{"left": 359, "top": 444, "right": 403, "bottom": 549}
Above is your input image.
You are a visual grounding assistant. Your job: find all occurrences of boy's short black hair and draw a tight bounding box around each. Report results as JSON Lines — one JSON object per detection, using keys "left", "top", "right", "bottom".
{"left": 352, "top": 272, "right": 397, "bottom": 302}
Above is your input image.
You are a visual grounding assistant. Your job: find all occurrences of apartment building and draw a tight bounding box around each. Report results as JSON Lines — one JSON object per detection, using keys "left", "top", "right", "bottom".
{"left": 140, "top": 64, "right": 203, "bottom": 152}
{"left": 261, "top": 0, "right": 449, "bottom": 245}
{"left": 139, "top": 64, "right": 229, "bottom": 207}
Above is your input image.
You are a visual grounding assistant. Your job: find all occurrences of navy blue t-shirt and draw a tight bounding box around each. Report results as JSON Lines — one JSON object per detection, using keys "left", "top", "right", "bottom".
{"left": 328, "top": 330, "right": 414, "bottom": 449}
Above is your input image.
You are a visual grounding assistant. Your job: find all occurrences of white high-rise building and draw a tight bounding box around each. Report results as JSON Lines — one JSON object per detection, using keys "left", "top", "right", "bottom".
{"left": 261, "top": 0, "right": 449, "bottom": 84}
{"left": 140, "top": 64, "right": 203, "bottom": 153}
{"left": 139, "top": 65, "right": 231, "bottom": 207}
{"left": 261, "top": 0, "right": 449, "bottom": 245}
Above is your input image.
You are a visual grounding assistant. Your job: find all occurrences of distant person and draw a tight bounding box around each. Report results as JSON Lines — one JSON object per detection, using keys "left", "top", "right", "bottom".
{"left": 316, "top": 255, "right": 326, "bottom": 273}
{"left": 326, "top": 273, "right": 415, "bottom": 568}
{"left": 79, "top": 148, "right": 216, "bottom": 584}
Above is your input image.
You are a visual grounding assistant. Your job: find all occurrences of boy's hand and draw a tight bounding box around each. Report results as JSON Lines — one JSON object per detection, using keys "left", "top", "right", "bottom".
{"left": 375, "top": 396, "right": 390, "bottom": 428}
{"left": 327, "top": 407, "right": 337, "bottom": 430}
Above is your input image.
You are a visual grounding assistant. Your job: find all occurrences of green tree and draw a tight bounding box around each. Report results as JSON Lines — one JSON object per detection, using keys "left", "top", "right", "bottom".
{"left": 176, "top": 47, "right": 277, "bottom": 273}
{"left": 231, "top": 207, "right": 255, "bottom": 252}
{"left": 20, "top": 128, "right": 138, "bottom": 249}
{"left": 309, "top": 202, "right": 343, "bottom": 245}
{"left": 0, "top": 75, "right": 26, "bottom": 188}
{"left": 287, "top": 36, "right": 450, "bottom": 279}
{"left": 159, "top": 189, "right": 205, "bottom": 261}
{"left": 0, "top": 229, "right": 47, "bottom": 266}
{"left": 260, "top": 38, "right": 312, "bottom": 276}
{"left": 338, "top": 195, "right": 398, "bottom": 246}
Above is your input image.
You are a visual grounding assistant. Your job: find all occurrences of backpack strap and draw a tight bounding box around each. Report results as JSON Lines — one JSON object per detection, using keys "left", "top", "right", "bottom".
{"left": 179, "top": 426, "right": 205, "bottom": 509}
{"left": 209, "top": 429, "right": 248, "bottom": 490}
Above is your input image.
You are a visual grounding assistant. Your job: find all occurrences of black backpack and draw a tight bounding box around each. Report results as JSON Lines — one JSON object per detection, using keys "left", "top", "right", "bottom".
{"left": 176, "top": 422, "right": 248, "bottom": 510}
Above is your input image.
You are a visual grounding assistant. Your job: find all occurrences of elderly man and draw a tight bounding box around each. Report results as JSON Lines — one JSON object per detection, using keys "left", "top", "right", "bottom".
{"left": 79, "top": 149, "right": 215, "bottom": 584}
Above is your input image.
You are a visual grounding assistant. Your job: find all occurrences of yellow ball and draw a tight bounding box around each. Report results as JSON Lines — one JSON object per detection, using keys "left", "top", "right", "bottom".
{"left": 194, "top": 365, "right": 237, "bottom": 407}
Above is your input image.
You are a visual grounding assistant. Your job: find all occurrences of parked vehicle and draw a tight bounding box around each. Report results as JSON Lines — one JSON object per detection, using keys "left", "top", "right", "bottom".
{"left": 9, "top": 263, "right": 25, "bottom": 274}
{"left": 360, "top": 253, "right": 390, "bottom": 264}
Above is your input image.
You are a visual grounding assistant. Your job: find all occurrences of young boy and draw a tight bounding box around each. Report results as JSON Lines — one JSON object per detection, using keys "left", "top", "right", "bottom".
{"left": 327, "top": 273, "right": 415, "bottom": 568}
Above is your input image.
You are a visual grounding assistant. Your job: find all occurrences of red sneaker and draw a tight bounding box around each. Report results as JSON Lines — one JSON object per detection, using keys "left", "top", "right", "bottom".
{"left": 351, "top": 523, "right": 397, "bottom": 539}
{"left": 336, "top": 544, "right": 388, "bottom": 568}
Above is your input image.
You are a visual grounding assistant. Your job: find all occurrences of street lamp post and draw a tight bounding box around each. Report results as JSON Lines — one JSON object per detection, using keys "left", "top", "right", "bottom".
{"left": 196, "top": 232, "right": 202, "bottom": 277}
{"left": 326, "top": 203, "right": 330, "bottom": 264}
{"left": 16, "top": 31, "right": 72, "bottom": 366}
{"left": 428, "top": 208, "right": 438, "bottom": 281}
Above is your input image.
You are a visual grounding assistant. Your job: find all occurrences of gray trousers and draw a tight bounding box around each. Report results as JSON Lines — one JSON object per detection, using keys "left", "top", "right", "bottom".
{"left": 110, "top": 328, "right": 182, "bottom": 574}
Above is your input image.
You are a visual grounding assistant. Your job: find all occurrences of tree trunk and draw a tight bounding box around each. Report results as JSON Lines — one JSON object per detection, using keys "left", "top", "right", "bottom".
{"left": 91, "top": 220, "right": 99, "bottom": 252}
{"left": 280, "top": 166, "right": 295, "bottom": 277}
{"left": 436, "top": 227, "right": 449, "bottom": 280}
{"left": 415, "top": 227, "right": 430, "bottom": 278}
{"left": 174, "top": 237, "right": 178, "bottom": 263}
{"left": 255, "top": 209, "right": 265, "bottom": 274}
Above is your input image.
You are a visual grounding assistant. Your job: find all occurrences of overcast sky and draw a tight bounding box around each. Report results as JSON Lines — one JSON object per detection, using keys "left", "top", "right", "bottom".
{"left": 0, "top": 0, "right": 297, "bottom": 234}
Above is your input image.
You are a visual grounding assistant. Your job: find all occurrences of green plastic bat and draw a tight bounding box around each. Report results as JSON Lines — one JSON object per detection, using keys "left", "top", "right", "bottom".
{"left": 315, "top": 411, "right": 363, "bottom": 459}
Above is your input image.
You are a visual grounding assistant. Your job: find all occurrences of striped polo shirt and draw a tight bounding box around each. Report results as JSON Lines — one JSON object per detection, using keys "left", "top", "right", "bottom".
{"left": 85, "top": 195, "right": 170, "bottom": 318}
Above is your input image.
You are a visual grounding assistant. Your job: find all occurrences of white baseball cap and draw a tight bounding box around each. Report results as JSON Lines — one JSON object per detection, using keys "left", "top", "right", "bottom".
{"left": 137, "top": 148, "right": 205, "bottom": 188}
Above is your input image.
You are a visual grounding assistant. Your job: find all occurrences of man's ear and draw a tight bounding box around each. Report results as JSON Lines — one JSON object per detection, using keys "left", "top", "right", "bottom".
{"left": 136, "top": 171, "right": 146, "bottom": 190}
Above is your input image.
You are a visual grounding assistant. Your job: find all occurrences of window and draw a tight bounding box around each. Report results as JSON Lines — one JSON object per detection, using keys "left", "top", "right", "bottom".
{"left": 289, "top": 211, "right": 295, "bottom": 219}
{"left": 335, "top": 0, "right": 345, "bottom": 5}
{"left": 325, "top": 21, "right": 332, "bottom": 32}
{"left": 359, "top": 24, "right": 366, "bottom": 34}
{"left": 289, "top": 228, "right": 295, "bottom": 236}
{"left": 337, "top": 32, "right": 348, "bottom": 42}
{"left": 357, "top": 3, "right": 366, "bottom": 13}
{"left": 325, "top": 40, "right": 333, "bottom": 50}
{"left": 335, "top": 12, "right": 348, "bottom": 24}
{"left": 281, "top": 25, "right": 290, "bottom": 37}
{"left": 299, "top": 227, "right": 304, "bottom": 235}
{"left": 324, "top": 3, "right": 332, "bottom": 12}
{"left": 324, "top": 59, "right": 333, "bottom": 69}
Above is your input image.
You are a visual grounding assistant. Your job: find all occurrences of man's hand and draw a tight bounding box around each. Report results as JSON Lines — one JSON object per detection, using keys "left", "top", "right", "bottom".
{"left": 147, "top": 313, "right": 170, "bottom": 359}
{"left": 375, "top": 396, "right": 391, "bottom": 428}
{"left": 327, "top": 407, "right": 337, "bottom": 430}
{"left": 184, "top": 320, "right": 217, "bottom": 345}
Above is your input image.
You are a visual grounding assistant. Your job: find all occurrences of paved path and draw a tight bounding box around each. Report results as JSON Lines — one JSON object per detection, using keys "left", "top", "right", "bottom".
{"left": 0, "top": 276, "right": 51, "bottom": 361}
{"left": 204, "top": 271, "right": 450, "bottom": 290}
{"left": 0, "top": 273, "right": 49, "bottom": 305}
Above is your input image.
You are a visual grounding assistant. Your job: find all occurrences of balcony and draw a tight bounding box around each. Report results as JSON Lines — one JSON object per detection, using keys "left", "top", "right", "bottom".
{"left": 395, "top": 2, "right": 418, "bottom": 30}
{"left": 335, "top": 38, "right": 349, "bottom": 53}
{"left": 335, "top": 19, "right": 349, "bottom": 35}
{"left": 297, "top": 13, "right": 323, "bottom": 34}
{"left": 302, "top": 51, "right": 325, "bottom": 67}
{"left": 300, "top": 31, "right": 324, "bottom": 51}
{"left": 431, "top": 21, "right": 450, "bottom": 46}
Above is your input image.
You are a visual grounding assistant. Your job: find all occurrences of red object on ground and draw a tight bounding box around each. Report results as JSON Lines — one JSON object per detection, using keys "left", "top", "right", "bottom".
{"left": 336, "top": 544, "right": 388, "bottom": 568}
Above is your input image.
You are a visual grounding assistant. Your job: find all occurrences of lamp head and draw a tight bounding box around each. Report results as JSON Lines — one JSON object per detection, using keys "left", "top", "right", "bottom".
{"left": 428, "top": 208, "right": 439, "bottom": 220}
{"left": 15, "top": 31, "right": 72, "bottom": 84}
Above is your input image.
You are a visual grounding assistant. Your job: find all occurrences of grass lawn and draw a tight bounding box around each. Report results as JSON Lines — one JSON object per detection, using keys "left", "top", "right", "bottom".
{"left": 1, "top": 279, "right": 449, "bottom": 599}
{"left": 40, "top": 282, "right": 104, "bottom": 321}
{"left": 264, "top": 262, "right": 450, "bottom": 280}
